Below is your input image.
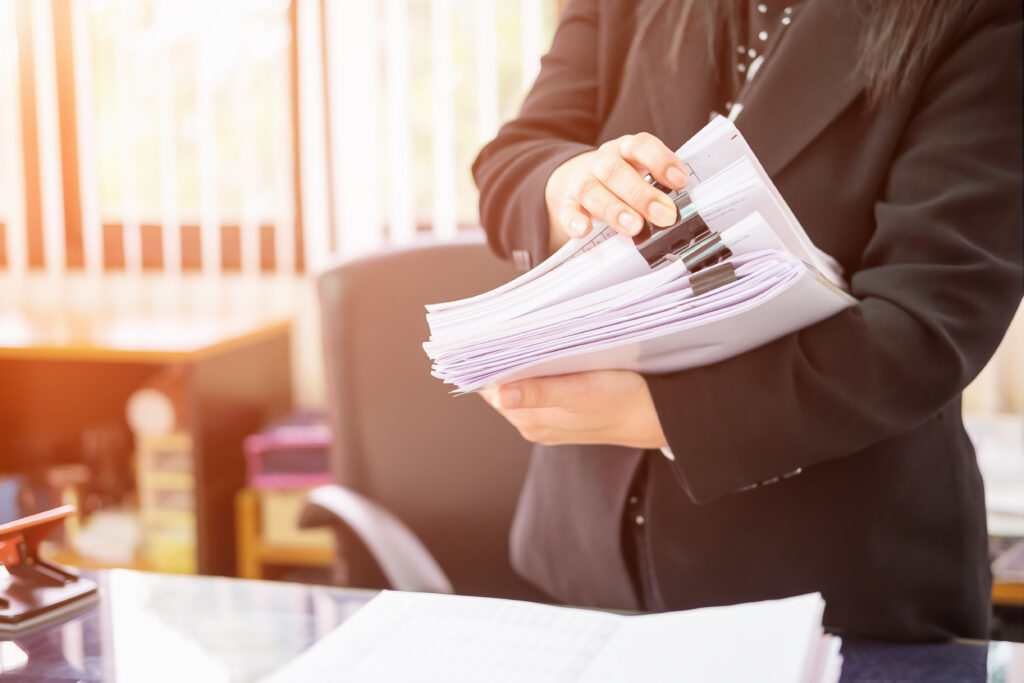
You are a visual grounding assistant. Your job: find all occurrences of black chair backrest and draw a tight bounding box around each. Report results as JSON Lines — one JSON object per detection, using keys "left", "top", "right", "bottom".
{"left": 318, "top": 235, "right": 546, "bottom": 600}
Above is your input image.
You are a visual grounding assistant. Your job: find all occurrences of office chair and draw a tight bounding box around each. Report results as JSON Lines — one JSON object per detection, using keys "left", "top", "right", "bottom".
{"left": 303, "top": 233, "right": 548, "bottom": 601}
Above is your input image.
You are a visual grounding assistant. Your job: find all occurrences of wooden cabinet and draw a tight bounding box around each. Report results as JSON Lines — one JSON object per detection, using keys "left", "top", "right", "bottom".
{"left": 0, "top": 309, "right": 293, "bottom": 576}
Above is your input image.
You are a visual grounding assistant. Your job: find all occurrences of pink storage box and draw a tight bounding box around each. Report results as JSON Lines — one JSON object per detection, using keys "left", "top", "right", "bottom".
{"left": 243, "top": 421, "right": 333, "bottom": 490}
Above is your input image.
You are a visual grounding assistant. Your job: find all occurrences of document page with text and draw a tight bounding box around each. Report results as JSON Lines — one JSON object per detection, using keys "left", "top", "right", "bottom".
{"left": 262, "top": 590, "right": 841, "bottom": 683}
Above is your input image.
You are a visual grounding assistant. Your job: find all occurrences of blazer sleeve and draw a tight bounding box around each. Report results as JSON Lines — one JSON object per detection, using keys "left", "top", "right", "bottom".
{"left": 472, "top": 0, "right": 612, "bottom": 269}
{"left": 646, "top": 1, "right": 1023, "bottom": 503}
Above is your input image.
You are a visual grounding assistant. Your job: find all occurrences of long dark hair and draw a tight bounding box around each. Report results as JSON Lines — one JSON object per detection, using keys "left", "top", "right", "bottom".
{"left": 635, "top": 0, "right": 972, "bottom": 107}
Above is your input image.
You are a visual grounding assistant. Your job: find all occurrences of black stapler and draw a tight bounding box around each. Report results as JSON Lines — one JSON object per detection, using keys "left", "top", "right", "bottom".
{"left": 0, "top": 506, "right": 99, "bottom": 634}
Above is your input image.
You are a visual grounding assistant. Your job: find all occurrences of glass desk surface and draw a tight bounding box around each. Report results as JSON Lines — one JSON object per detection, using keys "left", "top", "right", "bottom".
{"left": 0, "top": 569, "right": 1020, "bottom": 682}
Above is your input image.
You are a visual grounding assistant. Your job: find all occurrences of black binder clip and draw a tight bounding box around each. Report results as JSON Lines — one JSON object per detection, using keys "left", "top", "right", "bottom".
{"left": 633, "top": 174, "right": 737, "bottom": 292}
{"left": 632, "top": 175, "right": 706, "bottom": 268}
{"left": 0, "top": 506, "right": 99, "bottom": 634}
{"left": 690, "top": 261, "right": 738, "bottom": 295}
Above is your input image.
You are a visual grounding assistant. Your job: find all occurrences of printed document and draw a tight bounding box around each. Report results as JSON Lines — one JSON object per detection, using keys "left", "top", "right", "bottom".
{"left": 262, "top": 590, "right": 842, "bottom": 683}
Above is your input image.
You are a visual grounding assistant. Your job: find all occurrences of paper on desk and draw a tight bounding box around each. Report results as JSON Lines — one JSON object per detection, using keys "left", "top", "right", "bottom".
{"left": 261, "top": 590, "right": 841, "bottom": 683}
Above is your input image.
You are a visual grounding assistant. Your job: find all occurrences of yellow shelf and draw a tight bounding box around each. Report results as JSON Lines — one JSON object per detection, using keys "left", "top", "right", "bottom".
{"left": 993, "top": 582, "right": 1024, "bottom": 607}
{"left": 235, "top": 488, "right": 334, "bottom": 580}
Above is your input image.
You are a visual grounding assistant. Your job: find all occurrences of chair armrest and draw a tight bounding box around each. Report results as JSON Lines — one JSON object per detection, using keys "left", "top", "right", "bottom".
{"left": 299, "top": 484, "right": 454, "bottom": 595}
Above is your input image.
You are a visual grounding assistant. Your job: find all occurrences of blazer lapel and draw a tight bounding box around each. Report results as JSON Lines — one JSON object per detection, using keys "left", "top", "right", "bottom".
{"left": 735, "top": 0, "right": 868, "bottom": 177}
{"left": 636, "top": 15, "right": 724, "bottom": 149}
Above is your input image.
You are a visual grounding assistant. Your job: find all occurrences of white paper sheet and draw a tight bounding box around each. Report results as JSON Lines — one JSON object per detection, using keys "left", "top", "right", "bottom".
{"left": 427, "top": 243, "right": 853, "bottom": 393}
{"left": 262, "top": 590, "right": 841, "bottom": 683}
{"left": 675, "top": 116, "right": 843, "bottom": 286}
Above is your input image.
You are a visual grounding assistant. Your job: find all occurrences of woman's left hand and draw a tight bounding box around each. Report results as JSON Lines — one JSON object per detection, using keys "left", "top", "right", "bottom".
{"left": 479, "top": 370, "right": 669, "bottom": 449}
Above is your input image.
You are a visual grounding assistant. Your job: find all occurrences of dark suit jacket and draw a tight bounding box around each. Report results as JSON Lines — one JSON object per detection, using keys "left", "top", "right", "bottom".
{"left": 473, "top": 0, "right": 1023, "bottom": 640}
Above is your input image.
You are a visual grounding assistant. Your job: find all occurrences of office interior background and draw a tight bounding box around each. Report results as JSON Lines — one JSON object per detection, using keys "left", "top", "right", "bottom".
{"left": 0, "top": 0, "right": 1021, "bottom": 629}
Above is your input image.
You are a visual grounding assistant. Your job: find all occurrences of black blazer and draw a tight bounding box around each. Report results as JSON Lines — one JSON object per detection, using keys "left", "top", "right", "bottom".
{"left": 473, "top": 0, "right": 1023, "bottom": 640}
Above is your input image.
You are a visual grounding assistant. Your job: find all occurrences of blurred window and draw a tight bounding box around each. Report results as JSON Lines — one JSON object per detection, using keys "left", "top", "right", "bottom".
{"left": 1, "top": 0, "right": 558, "bottom": 277}
{"left": 86, "top": 0, "right": 295, "bottom": 273}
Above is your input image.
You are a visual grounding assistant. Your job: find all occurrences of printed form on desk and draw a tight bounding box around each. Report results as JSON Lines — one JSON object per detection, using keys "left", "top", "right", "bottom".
{"left": 262, "top": 590, "right": 842, "bottom": 683}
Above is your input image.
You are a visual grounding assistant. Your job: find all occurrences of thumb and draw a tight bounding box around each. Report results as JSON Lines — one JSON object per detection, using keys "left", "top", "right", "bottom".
{"left": 497, "top": 382, "right": 527, "bottom": 409}
{"left": 498, "top": 379, "right": 548, "bottom": 409}
{"left": 499, "top": 376, "right": 573, "bottom": 410}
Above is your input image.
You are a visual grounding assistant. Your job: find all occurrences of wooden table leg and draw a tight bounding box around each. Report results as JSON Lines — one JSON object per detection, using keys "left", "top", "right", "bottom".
{"left": 235, "top": 488, "right": 262, "bottom": 580}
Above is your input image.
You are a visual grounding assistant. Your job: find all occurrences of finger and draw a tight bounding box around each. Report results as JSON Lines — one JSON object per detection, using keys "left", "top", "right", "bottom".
{"left": 558, "top": 200, "right": 593, "bottom": 239}
{"left": 618, "top": 132, "right": 689, "bottom": 191}
{"left": 499, "top": 374, "right": 585, "bottom": 410}
{"left": 497, "top": 383, "right": 525, "bottom": 409}
{"left": 590, "top": 149, "right": 678, "bottom": 228}
{"left": 573, "top": 175, "right": 646, "bottom": 236}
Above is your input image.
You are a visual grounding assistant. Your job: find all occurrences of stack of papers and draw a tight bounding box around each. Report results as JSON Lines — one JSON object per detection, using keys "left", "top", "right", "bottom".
{"left": 424, "top": 117, "right": 856, "bottom": 393}
{"left": 263, "top": 590, "right": 843, "bottom": 682}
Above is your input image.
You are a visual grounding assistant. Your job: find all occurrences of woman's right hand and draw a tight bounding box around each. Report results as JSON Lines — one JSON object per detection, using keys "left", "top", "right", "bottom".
{"left": 544, "top": 132, "right": 690, "bottom": 252}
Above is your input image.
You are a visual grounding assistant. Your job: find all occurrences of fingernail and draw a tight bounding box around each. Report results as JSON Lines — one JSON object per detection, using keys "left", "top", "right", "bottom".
{"left": 618, "top": 212, "right": 643, "bottom": 235}
{"left": 499, "top": 386, "right": 522, "bottom": 409}
{"left": 649, "top": 201, "right": 677, "bottom": 227}
{"left": 569, "top": 218, "right": 589, "bottom": 237}
{"left": 666, "top": 166, "right": 687, "bottom": 188}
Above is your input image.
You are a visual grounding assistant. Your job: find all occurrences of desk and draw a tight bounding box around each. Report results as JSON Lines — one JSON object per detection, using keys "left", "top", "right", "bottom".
{"left": 0, "top": 570, "right": 1021, "bottom": 682}
{"left": 0, "top": 310, "right": 293, "bottom": 575}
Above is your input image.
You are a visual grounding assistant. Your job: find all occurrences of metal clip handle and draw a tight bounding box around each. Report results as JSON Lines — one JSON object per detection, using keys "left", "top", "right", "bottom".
{"left": 631, "top": 174, "right": 739, "bottom": 295}
{"left": 690, "top": 261, "right": 738, "bottom": 295}
{"left": 680, "top": 231, "right": 732, "bottom": 272}
{"left": 632, "top": 174, "right": 709, "bottom": 267}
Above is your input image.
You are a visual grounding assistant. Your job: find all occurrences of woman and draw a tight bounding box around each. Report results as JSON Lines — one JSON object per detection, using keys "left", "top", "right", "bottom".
{"left": 473, "top": 0, "right": 1022, "bottom": 640}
